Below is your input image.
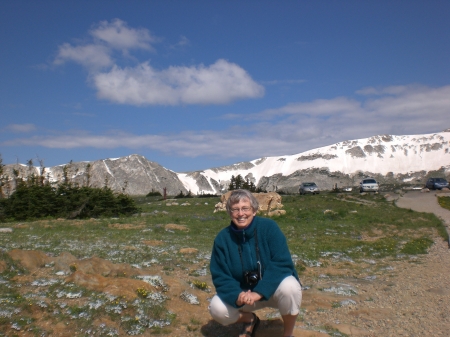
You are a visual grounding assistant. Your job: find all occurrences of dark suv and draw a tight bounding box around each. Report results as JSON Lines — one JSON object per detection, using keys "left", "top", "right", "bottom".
{"left": 425, "top": 178, "right": 449, "bottom": 190}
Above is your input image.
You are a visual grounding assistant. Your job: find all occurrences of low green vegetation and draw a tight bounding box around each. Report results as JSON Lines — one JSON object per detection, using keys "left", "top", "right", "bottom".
{"left": 0, "top": 192, "right": 447, "bottom": 267}
{"left": 0, "top": 191, "right": 448, "bottom": 335}
{"left": 0, "top": 180, "right": 138, "bottom": 222}
{"left": 400, "top": 236, "right": 434, "bottom": 254}
{"left": 438, "top": 196, "right": 450, "bottom": 211}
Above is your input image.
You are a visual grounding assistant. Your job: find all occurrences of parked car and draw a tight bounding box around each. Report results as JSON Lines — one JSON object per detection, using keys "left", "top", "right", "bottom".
{"left": 359, "top": 178, "right": 379, "bottom": 193}
{"left": 425, "top": 177, "right": 449, "bottom": 190}
{"left": 299, "top": 182, "right": 320, "bottom": 195}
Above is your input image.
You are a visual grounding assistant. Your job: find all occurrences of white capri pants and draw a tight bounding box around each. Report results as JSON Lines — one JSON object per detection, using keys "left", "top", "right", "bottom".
{"left": 209, "top": 276, "right": 302, "bottom": 326}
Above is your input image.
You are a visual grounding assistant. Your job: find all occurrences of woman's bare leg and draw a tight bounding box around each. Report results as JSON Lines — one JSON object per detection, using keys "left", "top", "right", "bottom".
{"left": 282, "top": 314, "right": 298, "bottom": 336}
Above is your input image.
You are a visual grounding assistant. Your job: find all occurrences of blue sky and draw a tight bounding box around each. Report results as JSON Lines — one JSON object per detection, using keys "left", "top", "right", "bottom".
{"left": 1, "top": 1, "right": 449, "bottom": 172}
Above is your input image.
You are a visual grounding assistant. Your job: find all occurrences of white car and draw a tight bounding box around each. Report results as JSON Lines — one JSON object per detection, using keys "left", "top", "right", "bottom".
{"left": 299, "top": 182, "right": 320, "bottom": 195}
{"left": 359, "top": 178, "right": 379, "bottom": 193}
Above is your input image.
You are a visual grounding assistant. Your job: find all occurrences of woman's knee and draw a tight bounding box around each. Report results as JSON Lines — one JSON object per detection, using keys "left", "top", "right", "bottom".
{"left": 277, "top": 276, "right": 302, "bottom": 297}
{"left": 274, "top": 276, "right": 302, "bottom": 315}
{"left": 208, "top": 295, "right": 240, "bottom": 326}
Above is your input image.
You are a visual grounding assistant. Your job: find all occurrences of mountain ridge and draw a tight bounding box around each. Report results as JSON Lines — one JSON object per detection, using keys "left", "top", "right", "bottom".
{"left": 2, "top": 129, "right": 449, "bottom": 196}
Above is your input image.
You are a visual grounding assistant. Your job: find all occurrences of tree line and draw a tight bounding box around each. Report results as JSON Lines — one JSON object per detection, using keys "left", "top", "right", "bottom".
{"left": 228, "top": 174, "right": 265, "bottom": 192}
{"left": 0, "top": 155, "right": 138, "bottom": 222}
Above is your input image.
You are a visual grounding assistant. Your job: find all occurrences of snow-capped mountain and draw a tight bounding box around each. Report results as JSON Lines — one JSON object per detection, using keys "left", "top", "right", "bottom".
{"left": 3, "top": 130, "right": 449, "bottom": 195}
{"left": 178, "top": 130, "right": 450, "bottom": 194}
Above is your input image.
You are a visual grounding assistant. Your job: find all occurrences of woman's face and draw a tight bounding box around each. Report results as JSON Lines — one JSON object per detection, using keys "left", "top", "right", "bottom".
{"left": 230, "top": 198, "right": 257, "bottom": 229}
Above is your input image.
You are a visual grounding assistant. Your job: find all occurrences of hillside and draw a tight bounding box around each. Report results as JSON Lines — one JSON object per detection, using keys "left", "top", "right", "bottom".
{"left": 2, "top": 130, "right": 450, "bottom": 196}
{"left": 179, "top": 130, "right": 450, "bottom": 194}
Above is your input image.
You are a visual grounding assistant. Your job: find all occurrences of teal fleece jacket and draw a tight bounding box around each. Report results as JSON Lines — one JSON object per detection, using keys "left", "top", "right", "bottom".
{"left": 210, "top": 216, "right": 299, "bottom": 308}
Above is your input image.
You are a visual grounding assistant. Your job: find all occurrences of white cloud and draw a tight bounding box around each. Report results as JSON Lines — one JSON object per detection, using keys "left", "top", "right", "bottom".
{"left": 4, "top": 84, "right": 449, "bottom": 161}
{"left": 53, "top": 19, "right": 156, "bottom": 70}
{"left": 364, "top": 85, "right": 450, "bottom": 118}
{"left": 93, "top": 59, "right": 265, "bottom": 105}
{"left": 170, "top": 35, "right": 190, "bottom": 49}
{"left": 255, "top": 97, "right": 362, "bottom": 119}
{"left": 54, "top": 43, "right": 113, "bottom": 69}
{"left": 5, "top": 124, "right": 36, "bottom": 133}
{"left": 90, "top": 18, "right": 157, "bottom": 51}
{"left": 53, "top": 20, "right": 262, "bottom": 106}
{"left": 356, "top": 85, "right": 408, "bottom": 96}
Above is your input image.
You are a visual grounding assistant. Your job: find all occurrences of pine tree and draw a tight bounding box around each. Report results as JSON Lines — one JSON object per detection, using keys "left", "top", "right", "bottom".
{"left": 85, "top": 163, "right": 91, "bottom": 187}
{"left": 235, "top": 174, "right": 244, "bottom": 189}
{"left": 228, "top": 175, "right": 236, "bottom": 190}
{"left": 229, "top": 174, "right": 252, "bottom": 191}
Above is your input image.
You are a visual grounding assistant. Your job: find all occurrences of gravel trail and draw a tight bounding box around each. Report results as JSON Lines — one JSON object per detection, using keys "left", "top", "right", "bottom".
{"left": 294, "top": 190, "right": 450, "bottom": 337}
{"left": 395, "top": 190, "right": 450, "bottom": 227}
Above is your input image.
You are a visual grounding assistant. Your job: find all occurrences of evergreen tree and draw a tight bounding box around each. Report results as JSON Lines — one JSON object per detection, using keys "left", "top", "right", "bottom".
{"left": 227, "top": 174, "right": 262, "bottom": 192}
{"left": 1, "top": 180, "right": 139, "bottom": 222}
{"left": 228, "top": 174, "right": 251, "bottom": 191}
{"left": 228, "top": 175, "right": 236, "bottom": 190}
{"left": 85, "top": 163, "right": 91, "bottom": 187}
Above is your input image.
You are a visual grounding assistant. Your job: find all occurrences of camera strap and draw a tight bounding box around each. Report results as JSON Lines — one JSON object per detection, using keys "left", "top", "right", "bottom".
{"left": 238, "top": 227, "right": 262, "bottom": 278}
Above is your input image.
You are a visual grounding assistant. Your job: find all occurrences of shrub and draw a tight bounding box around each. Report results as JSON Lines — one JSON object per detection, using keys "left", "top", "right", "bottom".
{"left": 146, "top": 190, "right": 162, "bottom": 197}
{"left": 0, "top": 183, "right": 139, "bottom": 221}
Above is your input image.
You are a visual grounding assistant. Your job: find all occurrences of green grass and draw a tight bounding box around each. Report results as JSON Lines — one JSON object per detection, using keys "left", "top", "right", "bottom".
{"left": 438, "top": 196, "right": 450, "bottom": 211}
{"left": 0, "top": 191, "right": 447, "bottom": 335}
{"left": 400, "top": 237, "right": 434, "bottom": 254}
{"left": 1, "top": 192, "right": 447, "bottom": 267}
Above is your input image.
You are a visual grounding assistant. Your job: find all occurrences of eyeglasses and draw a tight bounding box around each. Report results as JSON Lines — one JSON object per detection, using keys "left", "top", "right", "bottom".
{"left": 230, "top": 207, "right": 252, "bottom": 214}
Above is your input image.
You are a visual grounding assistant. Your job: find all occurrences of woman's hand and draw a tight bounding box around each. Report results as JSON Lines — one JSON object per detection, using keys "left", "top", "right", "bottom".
{"left": 236, "top": 290, "right": 262, "bottom": 306}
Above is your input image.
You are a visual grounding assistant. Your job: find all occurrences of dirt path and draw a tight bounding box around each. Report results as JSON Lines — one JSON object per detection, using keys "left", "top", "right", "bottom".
{"left": 395, "top": 190, "right": 450, "bottom": 226}
{"left": 290, "top": 190, "right": 450, "bottom": 337}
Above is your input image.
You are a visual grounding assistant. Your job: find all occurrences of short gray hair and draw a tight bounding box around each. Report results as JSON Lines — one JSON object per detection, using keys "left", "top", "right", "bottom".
{"left": 226, "top": 189, "right": 259, "bottom": 216}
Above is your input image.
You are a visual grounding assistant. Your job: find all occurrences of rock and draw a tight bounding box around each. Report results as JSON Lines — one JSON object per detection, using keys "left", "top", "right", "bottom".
{"left": 180, "top": 291, "right": 200, "bottom": 305}
{"left": 267, "top": 210, "right": 286, "bottom": 216}
{"left": 0, "top": 228, "right": 13, "bottom": 233}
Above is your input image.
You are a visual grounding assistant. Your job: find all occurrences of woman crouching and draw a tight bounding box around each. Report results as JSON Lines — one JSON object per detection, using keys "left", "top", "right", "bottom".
{"left": 209, "top": 189, "right": 302, "bottom": 337}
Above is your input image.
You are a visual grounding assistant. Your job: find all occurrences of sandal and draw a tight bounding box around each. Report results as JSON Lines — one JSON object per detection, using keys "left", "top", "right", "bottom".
{"left": 239, "top": 313, "right": 260, "bottom": 337}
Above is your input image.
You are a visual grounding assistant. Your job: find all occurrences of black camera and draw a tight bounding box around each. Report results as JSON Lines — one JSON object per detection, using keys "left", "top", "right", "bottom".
{"left": 243, "top": 261, "right": 262, "bottom": 286}
{"left": 244, "top": 270, "right": 260, "bottom": 286}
